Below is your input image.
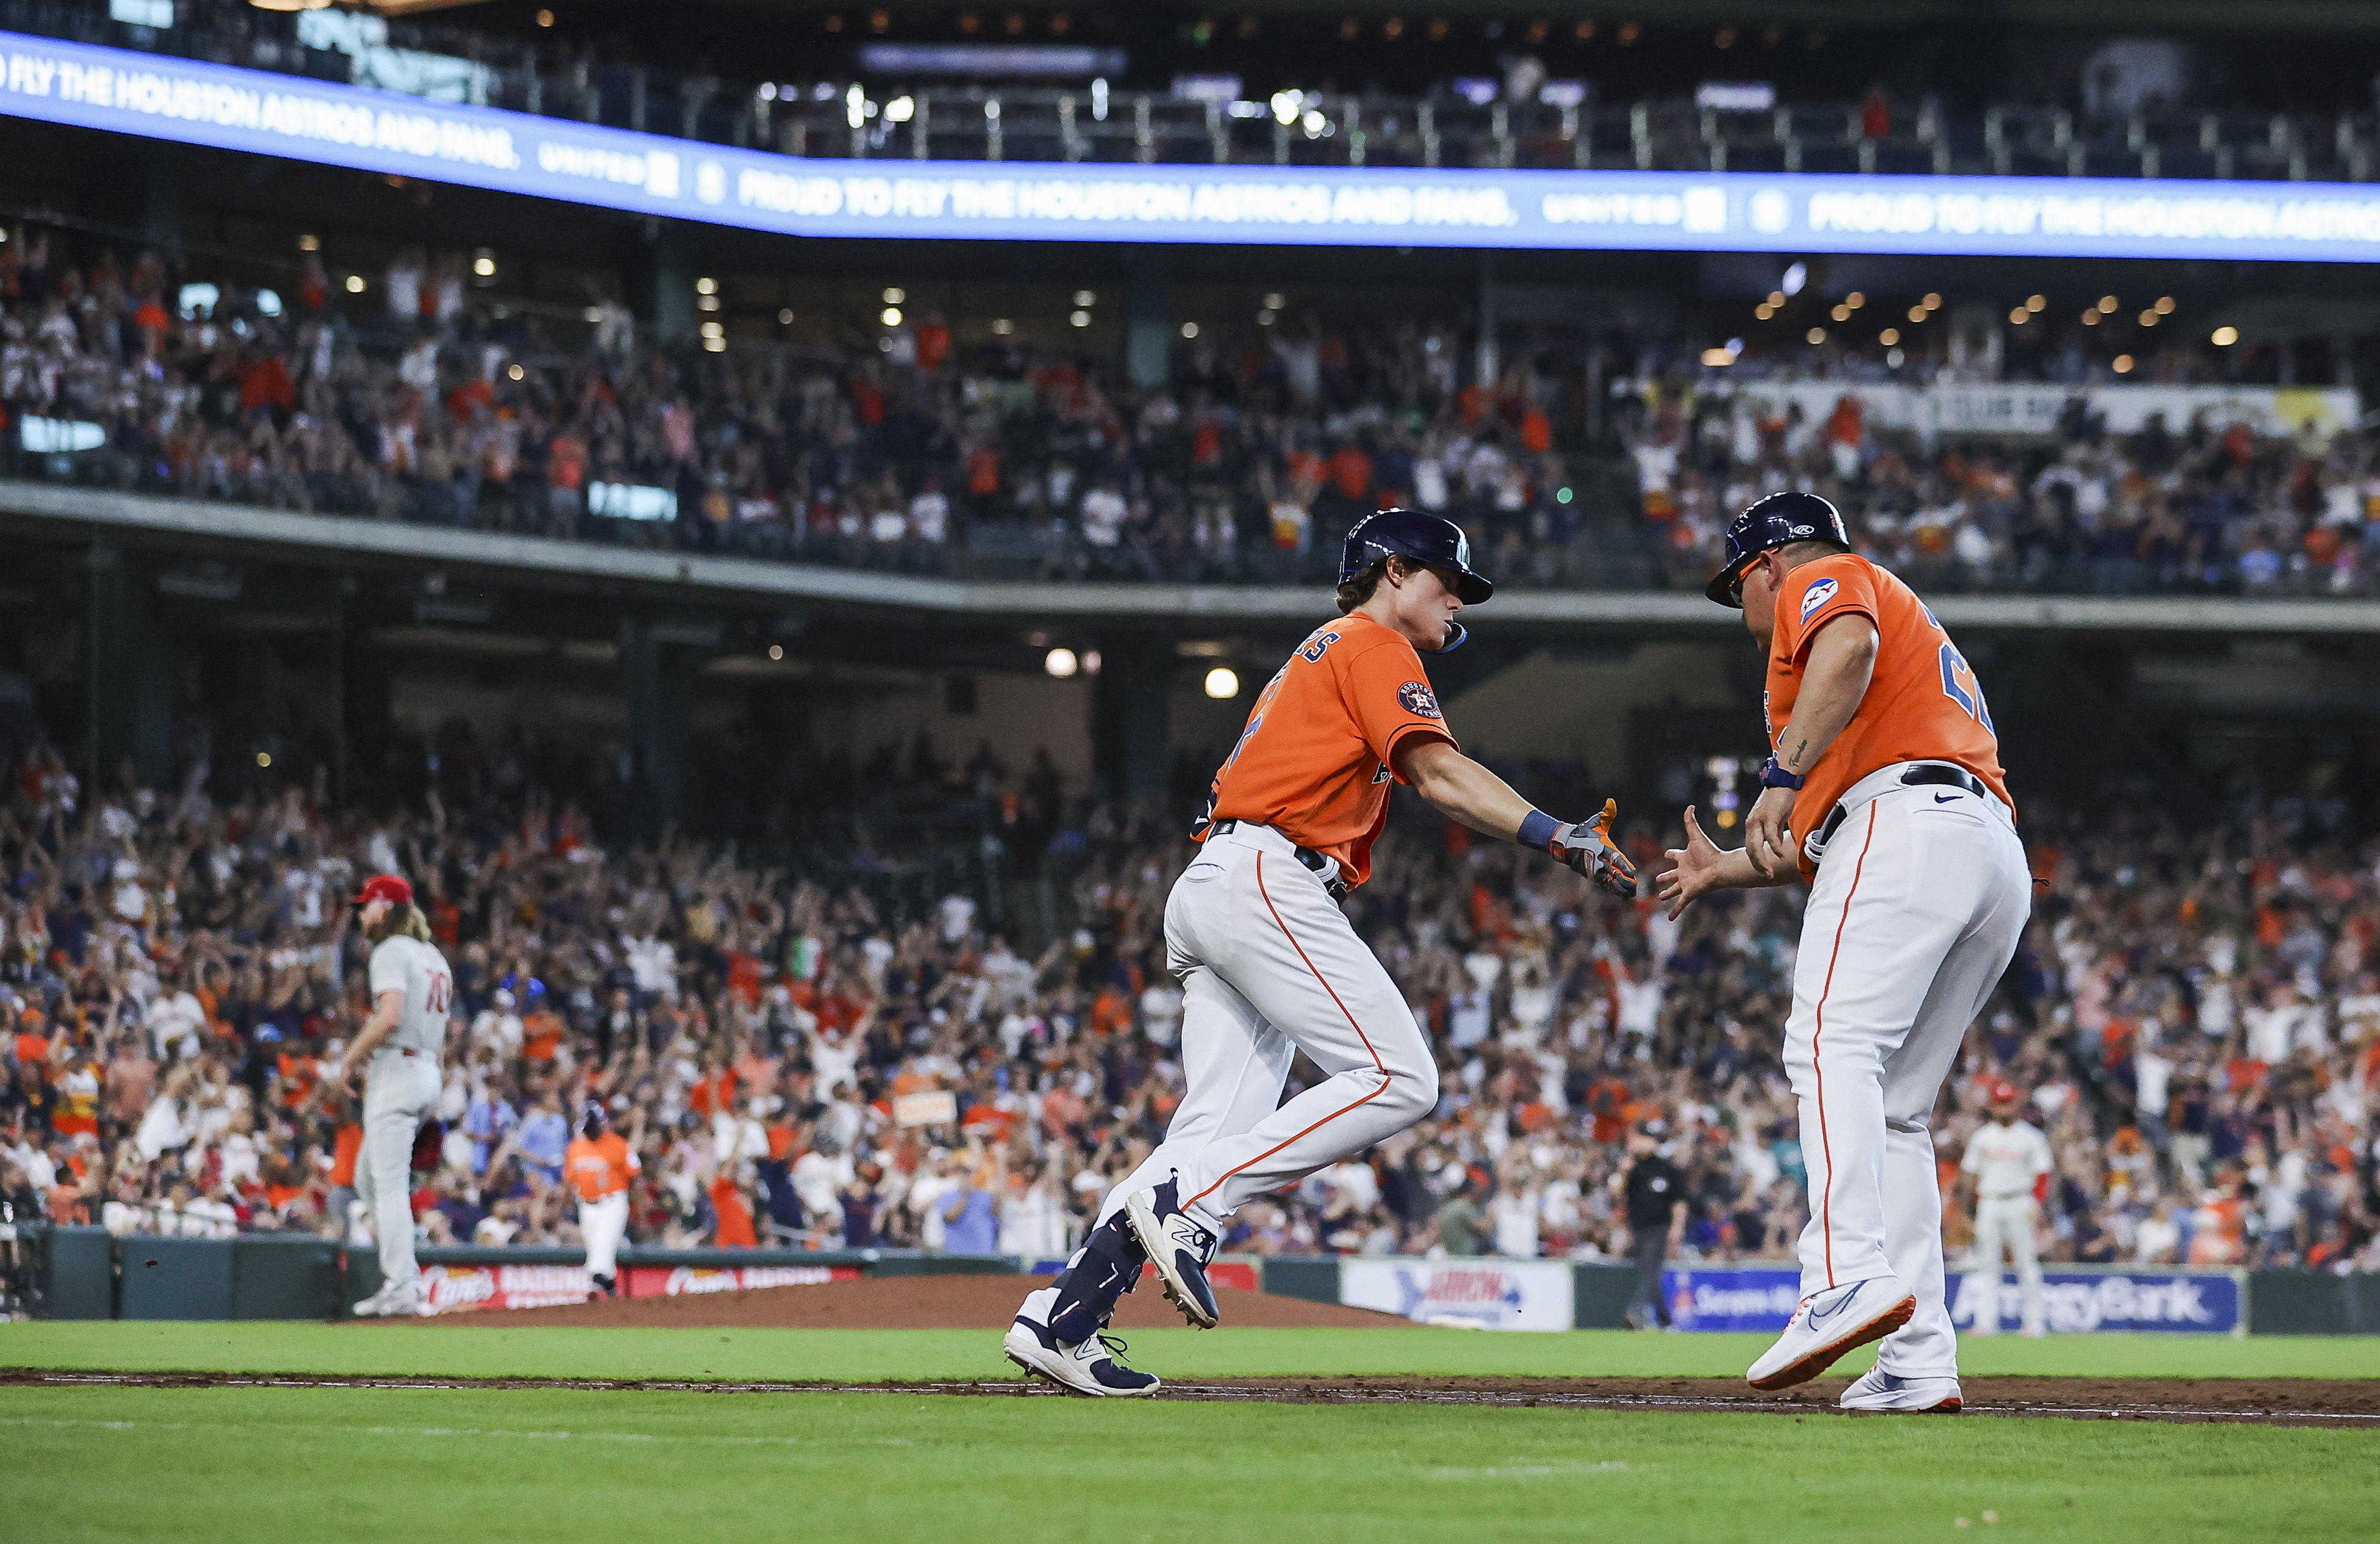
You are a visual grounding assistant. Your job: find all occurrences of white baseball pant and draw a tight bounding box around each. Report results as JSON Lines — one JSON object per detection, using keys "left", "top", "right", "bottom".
{"left": 579, "top": 1191, "right": 631, "bottom": 1282}
{"left": 1969, "top": 1195, "right": 2044, "bottom": 1335}
{"left": 355, "top": 1053, "right": 441, "bottom": 1294}
{"left": 1098, "top": 821, "right": 1438, "bottom": 1233}
{"left": 1782, "top": 766, "right": 2031, "bottom": 1380}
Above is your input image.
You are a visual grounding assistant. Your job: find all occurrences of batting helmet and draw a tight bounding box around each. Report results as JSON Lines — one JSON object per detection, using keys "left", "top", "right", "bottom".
{"left": 1340, "top": 509, "right": 1494, "bottom": 653}
{"left": 1704, "top": 490, "right": 1853, "bottom": 607}
{"left": 581, "top": 1100, "right": 609, "bottom": 1139}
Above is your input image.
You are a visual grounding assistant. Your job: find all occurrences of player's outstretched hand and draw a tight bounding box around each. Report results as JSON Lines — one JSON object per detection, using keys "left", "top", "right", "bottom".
{"left": 1554, "top": 798, "right": 1639, "bottom": 899}
{"left": 1655, "top": 805, "right": 1722, "bottom": 920}
{"left": 1743, "top": 785, "right": 1796, "bottom": 878}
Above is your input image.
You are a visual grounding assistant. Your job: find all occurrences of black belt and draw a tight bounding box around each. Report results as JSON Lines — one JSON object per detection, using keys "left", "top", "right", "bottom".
{"left": 1814, "top": 763, "right": 1991, "bottom": 850}
{"left": 1210, "top": 820, "right": 1348, "bottom": 900}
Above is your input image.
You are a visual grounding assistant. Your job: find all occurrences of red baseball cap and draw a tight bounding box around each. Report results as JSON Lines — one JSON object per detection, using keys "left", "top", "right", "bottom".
{"left": 353, "top": 874, "right": 413, "bottom": 907}
{"left": 1987, "top": 1080, "right": 2020, "bottom": 1105}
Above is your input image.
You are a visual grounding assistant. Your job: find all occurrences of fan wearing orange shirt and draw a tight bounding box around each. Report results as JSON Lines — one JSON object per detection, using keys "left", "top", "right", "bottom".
{"left": 1005, "top": 510, "right": 1638, "bottom": 1398}
{"left": 566, "top": 1101, "right": 642, "bottom": 1298}
{"left": 1657, "top": 491, "right": 2030, "bottom": 1413}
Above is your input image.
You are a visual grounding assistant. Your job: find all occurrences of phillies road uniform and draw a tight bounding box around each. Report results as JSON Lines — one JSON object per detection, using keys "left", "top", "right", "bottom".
{"left": 355, "top": 931, "right": 452, "bottom": 1301}
{"left": 1768, "top": 554, "right": 2030, "bottom": 1380}
{"left": 567, "top": 1127, "right": 640, "bottom": 1288}
{"left": 1962, "top": 1117, "right": 2053, "bottom": 1335}
{"left": 1096, "top": 610, "right": 1450, "bottom": 1236}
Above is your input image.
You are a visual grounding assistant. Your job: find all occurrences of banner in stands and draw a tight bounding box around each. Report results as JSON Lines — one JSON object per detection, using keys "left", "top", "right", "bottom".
{"left": 1663, "top": 1265, "right": 2246, "bottom": 1334}
{"left": 1340, "top": 1258, "right": 1574, "bottom": 1331}
{"left": 16, "top": 31, "right": 2380, "bottom": 260}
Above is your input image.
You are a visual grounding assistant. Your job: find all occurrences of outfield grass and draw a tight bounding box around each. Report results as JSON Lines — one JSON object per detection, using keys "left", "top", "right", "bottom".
{"left": 4, "top": 1383, "right": 2372, "bottom": 1543}
{"left": 5, "top": 1321, "right": 2378, "bottom": 1382}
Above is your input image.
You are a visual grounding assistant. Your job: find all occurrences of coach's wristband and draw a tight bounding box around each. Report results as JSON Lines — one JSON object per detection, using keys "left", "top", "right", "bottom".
{"left": 1516, "top": 809, "right": 1561, "bottom": 853}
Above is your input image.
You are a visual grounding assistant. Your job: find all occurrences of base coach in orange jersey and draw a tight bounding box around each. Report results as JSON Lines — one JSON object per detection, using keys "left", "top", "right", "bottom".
{"left": 1655, "top": 491, "right": 2030, "bottom": 1414}
{"left": 1002, "top": 510, "right": 1641, "bottom": 1396}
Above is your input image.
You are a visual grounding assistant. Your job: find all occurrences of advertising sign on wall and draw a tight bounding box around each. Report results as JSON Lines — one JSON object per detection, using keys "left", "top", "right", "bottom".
{"left": 1663, "top": 1264, "right": 2246, "bottom": 1334}
{"left": 419, "top": 1261, "right": 593, "bottom": 1313}
{"left": 1340, "top": 1258, "right": 1574, "bottom": 1331}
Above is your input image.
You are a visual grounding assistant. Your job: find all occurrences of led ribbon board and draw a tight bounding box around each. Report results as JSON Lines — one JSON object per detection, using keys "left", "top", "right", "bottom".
{"left": 12, "top": 31, "right": 2380, "bottom": 259}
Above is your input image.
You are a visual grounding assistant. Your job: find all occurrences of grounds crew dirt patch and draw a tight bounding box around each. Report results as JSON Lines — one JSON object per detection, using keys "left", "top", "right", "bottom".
{"left": 400, "top": 1274, "right": 1411, "bottom": 1330}
{"left": 9, "top": 1369, "right": 2375, "bottom": 1426}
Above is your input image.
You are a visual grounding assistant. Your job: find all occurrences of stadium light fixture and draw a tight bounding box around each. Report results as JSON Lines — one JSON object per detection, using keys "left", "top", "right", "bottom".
{"left": 1069, "top": 309, "right": 1092, "bottom": 327}
{"left": 1074, "top": 290, "right": 1096, "bottom": 306}
{"left": 508, "top": 364, "right": 525, "bottom": 380}
{"left": 1271, "top": 92, "right": 1300, "bottom": 126}
{"left": 1805, "top": 326, "right": 1825, "bottom": 344}
{"left": 535, "top": 9, "right": 553, "bottom": 25}
{"left": 769, "top": 644, "right": 786, "bottom": 662}
{"left": 1181, "top": 322, "right": 1199, "bottom": 338}
{"left": 881, "top": 306, "right": 904, "bottom": 326}
{"left": 344, "top": 274, "right": 365, "bottom": 293}
{"left": 297, "top": 234, "right": 320, "bottom": 252}
{"left": 2139, "top": 309, "right": 2159, "bottom": 327}
{"left": 1830, "top": 304, "right": 1850, "bottom": 322}
{"left": 778, "top": 308, "right": 794, "bottom": 324}
{"left": 2112, "top": 354, "right": 2135, "bottom": 373}
{"left": 1766, "top": 290, "right": 1785, "bottom": 307}
{"left": 883, "top": 287, "right": 906, "bottom": 304}
{"left": 696, "top": 277, "right": 718, "bottom": 295}
{"left": 1046, "top": 648, "right": 1079, "bottom": 678}
{"left": 2155, "top": 295, "right": 2176, "bottom": 314}
{"left": 885, "top": 96, "right": 915, "bottom": 123}
{"left": 1204, "top": 666, "right": 1240, "bottom": 699}
{"left": 1699, "top": 347, "right": 1734, "bottom": 367}
{"left": 1887, "top": 347, "right": 1905, "bottom": 367}
{"left": 1754, "top": 303, "right": 1774, "bottom": 320}
{"left": 1879, "top": 328, "right": 1899, "bottom": 345}
{"left": 1922, "top": 292, "right": 1942, "bottom": 310}
{"left": 1257, "top": 311, "right": 1276, "bottom": 326}
{"left": 2008, "top": 307, "right": 2028, "bottom": 325}
{"left": 1845, "top": 292, "right": 1864, "bottom": 308}
{"left": 255, "top": 751, "right": 272, "bottom": 767}
{"left": 2082, "top": 310, "right": 2100, "bottom": 325}
{"left": 473, "top": 252, "right": 496, "bottom": 277}
{"left": 2025, "top": 295, "right": 2045, "bottom": 312}
{"left": 991, "top": 319, "right": 1015, "bottom": 335}
{"left": 1906, "top": 305, "right": 1925, "bottom": 323}
{"left": 2212, "top": 325, "right": 2240, "bottom": 346}
{"left": 1781, "top": 262, "right": 1807, "bottom": 297}
{"left": 1264, "top": 291, "right": 1286, "bottom": 311}
{"left": 2097, "top": 295, "right": 2119, "bottom": 313}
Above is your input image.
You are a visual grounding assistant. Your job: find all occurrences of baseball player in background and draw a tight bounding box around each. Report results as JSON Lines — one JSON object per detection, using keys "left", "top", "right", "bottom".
{"left": 333, "top": 875, "right": 454, "bottom": 1318}
{"left": 568, "top": 1101, "right": 643, "bottom": 1299}
{"left": 1655, "top": 491, "right": 2030, "bottom": 1414}
{"left": 1006, "top": 510, "right": 1639, "bottom": 1396}
{"left": 1961, "top": 1080, "right": 2053, "bottom": 1338}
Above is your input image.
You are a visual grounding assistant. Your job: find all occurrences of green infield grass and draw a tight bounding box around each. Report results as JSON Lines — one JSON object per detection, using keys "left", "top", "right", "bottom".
{"left": 4, "top": 1383, "right": 2374, "bottom": 1544}
{"left": 5, "top": 1320, "right": 2379, "bottom": 1383}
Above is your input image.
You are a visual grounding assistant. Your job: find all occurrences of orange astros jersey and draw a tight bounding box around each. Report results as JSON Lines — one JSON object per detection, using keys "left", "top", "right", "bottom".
{"left": 1767, "top": 553, "right": 2012, "bottom": 877}
{"left": 565, "top": 1131, "right": 639, "bottom": 1202}
{"left": 1199, "top": 611, "right": 1456, "bottom": 887}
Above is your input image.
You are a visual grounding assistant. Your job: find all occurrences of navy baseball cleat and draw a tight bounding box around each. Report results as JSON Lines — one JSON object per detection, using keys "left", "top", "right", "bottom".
{"left": 1003, "top": 1286, "right": 1160, "bottom": 1397}
{"left": 1124, "top": 1178, "right": 1221, "bottom": 1329}
{"left": 1746, "top": 1276, "right": 1917, "bottom": 1390}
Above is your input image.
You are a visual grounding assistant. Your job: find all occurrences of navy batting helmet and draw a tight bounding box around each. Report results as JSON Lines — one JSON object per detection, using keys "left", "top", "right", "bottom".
{"left": 1705, "top": 490, "right": 1853, "bottom": 607}
{"left": 1339, "top": 509, "right": 1494, "bottom": 653}
{"left": 581, "top": 1100, "right": 609, "bottom": 1139}
{"left": 1341, "top": 509, "right": 1495, "bottom": 605}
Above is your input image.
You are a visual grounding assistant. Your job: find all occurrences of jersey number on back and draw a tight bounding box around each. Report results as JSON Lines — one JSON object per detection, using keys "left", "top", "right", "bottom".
{"left": 1937, "top": 644, "right": 1996, "bottom": 734}
{"left": 426, "top": 970, "right": 451, "bottom": 1014}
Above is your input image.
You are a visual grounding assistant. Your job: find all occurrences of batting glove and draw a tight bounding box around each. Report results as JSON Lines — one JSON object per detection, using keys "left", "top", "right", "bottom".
{"left": 1552, "top": 798, "right": 1639, "bottom": 898}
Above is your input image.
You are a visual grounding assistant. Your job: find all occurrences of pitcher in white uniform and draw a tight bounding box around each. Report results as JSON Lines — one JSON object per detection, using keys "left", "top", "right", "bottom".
{"left": 333, "top": 873, "right": 453, "bottom": 1318}
{"left": 1961, "top": 1080, "right": 2053, "bottom": 1337}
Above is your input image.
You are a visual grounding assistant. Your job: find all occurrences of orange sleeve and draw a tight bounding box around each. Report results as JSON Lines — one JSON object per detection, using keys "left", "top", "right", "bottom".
{"left": 1339, "top": 636, "right": 1456, "bottom": 780}
{"left": 1776, "top": 557, "right": 1880, "bottom": 666}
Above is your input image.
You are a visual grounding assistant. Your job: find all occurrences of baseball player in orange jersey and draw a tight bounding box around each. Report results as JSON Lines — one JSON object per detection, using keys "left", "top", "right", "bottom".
{"left": 1005, "top": 510, "right": 1639, "bottom": 1396}
{"left": 1656, "top": 491, "right": 2030, "bottom": 1413}
{"left": 566, "top": 1102, "right": 642, "bottom": 1298}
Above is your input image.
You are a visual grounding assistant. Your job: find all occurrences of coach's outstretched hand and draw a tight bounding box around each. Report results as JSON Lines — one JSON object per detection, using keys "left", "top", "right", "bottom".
{"left": 1554, "top": 798, "right": 1639, "bottom": 898}
{"left": 1655, "top": 805, "right": 1723, "bottom": 920}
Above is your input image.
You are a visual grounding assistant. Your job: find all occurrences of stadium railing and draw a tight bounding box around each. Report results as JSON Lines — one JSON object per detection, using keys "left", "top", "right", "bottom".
{"left": 4, "top": 0, "right": 2374, "bottom": 182}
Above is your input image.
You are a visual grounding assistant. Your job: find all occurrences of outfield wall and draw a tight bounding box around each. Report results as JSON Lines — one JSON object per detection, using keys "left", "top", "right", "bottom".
{"left": 29, "top": 1228, "right": 2378, "bottom": 1334}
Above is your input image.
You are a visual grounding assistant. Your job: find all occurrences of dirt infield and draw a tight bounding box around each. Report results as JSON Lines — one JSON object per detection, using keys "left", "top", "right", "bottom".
{"left": 401, "top": 1274, "right": 1411, "bottom": 1330}
{"left": 10, "top": 1369, "right": 2375, "bottom": 1425}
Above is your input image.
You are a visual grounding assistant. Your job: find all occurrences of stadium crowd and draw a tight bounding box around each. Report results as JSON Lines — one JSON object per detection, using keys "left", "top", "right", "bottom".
{"left": 1, "top": 738, "right": 2376, "bottom": 1316}
{"left": 10, "top": 225, "right": 2379, "bottom": 602}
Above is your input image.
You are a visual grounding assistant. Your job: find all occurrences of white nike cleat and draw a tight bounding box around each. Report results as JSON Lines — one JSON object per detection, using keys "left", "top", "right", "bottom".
{"left": 1746, "top": 1277, "right": 1918, "bottom": 1391}
{"left": 1003, "top": 1286, "right": 1161, "bottom": 1397}
{"left": 350, "top": 1280, "right": 425, "bottom": 1319}
{"left": 1839, "top": 1366, "right": 1963, "bottom": 1413}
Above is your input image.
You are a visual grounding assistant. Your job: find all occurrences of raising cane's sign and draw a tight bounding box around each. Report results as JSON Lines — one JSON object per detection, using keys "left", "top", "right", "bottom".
{"left": 416, "top": 1261, "right": 861, "bottom": 1313}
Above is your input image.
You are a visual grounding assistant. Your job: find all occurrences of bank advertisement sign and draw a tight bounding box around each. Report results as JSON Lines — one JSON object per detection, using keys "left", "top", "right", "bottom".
{"left": 1663, "top": 1265, "right": 2245, "bottom": 1334}
{"left": 1341, "top": 1258, "right": 1574, "bottom": 1331}
{"left": 14, "top": 31, "right": 2380, "bottom": 260}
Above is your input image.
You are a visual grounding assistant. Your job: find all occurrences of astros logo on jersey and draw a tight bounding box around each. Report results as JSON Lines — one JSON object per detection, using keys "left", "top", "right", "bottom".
{"left": 1397, "top": 682, "right": 1442, "bottom": 718}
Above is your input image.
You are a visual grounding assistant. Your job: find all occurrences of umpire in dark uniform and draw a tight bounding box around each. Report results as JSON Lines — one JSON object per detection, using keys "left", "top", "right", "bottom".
{"left": 1622, "top": 1124, "right": 1688, "bottom": 1330}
